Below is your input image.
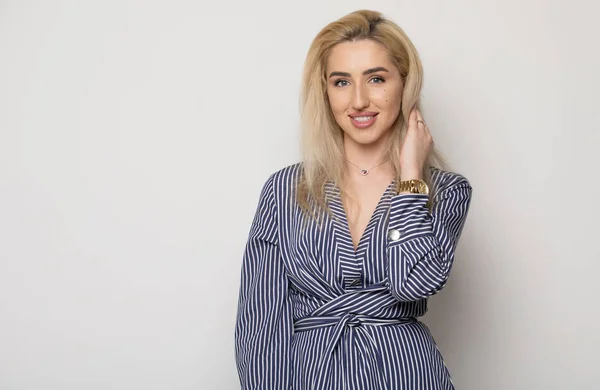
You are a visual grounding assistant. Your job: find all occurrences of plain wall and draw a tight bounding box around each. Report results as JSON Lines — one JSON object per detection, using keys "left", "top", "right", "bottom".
{"left": 1, "top": 0, "right": 598, "bottom": 389}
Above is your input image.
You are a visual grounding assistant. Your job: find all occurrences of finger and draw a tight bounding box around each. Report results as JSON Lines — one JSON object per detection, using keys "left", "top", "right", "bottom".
{"left": 415, "top": 109, "right": 423, "bottom": 121}
{"left": 415, "top": 110, "right": 426, "bottom": 128}
{"left": 408, "top": 107, "right": 418, "bottom": 129}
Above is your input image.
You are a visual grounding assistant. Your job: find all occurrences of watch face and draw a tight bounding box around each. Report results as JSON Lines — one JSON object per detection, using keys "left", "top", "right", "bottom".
{"left": 418, "top": 181, "right": 429, "bottom": 195}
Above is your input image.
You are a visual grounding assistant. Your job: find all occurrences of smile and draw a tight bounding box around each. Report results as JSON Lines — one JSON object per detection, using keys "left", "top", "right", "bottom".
{"left": 349, "top": 113, "right": 378, "bottom": 129}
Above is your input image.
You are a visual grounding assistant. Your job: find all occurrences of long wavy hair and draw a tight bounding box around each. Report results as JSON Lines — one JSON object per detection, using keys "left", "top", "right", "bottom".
{"left": 297, "top": 9, "right": 447, "bottom": 220}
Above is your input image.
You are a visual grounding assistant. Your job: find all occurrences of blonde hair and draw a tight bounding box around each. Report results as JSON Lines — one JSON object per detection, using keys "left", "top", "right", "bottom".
{"left": 297, "top": 9, "right": 447, "bottom": 219}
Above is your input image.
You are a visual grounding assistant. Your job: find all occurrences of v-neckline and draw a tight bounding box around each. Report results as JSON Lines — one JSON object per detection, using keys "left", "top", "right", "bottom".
{"left": 328, "top": 179, "right": 396, "bottom": 255}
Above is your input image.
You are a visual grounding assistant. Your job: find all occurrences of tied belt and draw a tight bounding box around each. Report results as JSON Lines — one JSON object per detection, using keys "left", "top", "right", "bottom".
{"left": 292, "top": 285, "right": 416, "bottom": 390}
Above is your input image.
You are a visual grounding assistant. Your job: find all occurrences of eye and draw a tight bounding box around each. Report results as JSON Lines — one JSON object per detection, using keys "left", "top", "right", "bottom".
{"left": 369, "top": 77, "right": 385, "bottom": 84}
{"left": 333, "top": 79, "right": 350, "bottom": 87}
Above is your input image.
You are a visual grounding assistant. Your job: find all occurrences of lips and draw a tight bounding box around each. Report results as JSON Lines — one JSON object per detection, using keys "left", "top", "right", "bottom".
{"left": 349, "top": 112, "right": 378, "bottom": 129}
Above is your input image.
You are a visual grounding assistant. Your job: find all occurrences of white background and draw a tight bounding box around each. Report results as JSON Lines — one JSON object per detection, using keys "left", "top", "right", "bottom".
{"left": 1, "top": 1, "right": 599, "bottom": 389}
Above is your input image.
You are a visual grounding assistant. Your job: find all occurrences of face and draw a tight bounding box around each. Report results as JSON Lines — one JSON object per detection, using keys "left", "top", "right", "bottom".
{"left": 326, "top": 39, "right": 403, "bottom": 147}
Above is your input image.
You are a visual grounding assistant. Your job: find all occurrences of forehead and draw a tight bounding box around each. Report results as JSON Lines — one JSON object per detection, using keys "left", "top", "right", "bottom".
{"left": 326, "top": 39, "right": 394, "bottom": 73}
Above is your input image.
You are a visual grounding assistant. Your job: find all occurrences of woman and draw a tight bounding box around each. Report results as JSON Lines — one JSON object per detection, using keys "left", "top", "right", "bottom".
{"left": 235, "top": 9, "right": 472, "bottom": 390}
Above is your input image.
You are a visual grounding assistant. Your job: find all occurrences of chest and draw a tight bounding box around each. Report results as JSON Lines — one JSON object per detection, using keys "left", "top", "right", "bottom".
{"left": 281, "top": 180, "right": 395, "bottom": 292}
{"left": 343, "top": 180, "right": 394, "bottom": 250}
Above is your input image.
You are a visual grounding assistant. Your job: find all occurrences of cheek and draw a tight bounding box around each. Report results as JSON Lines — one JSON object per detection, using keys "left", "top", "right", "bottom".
{"left": 373, "top": 87, "right": 402, "bottom": 107}
{"left": 327, "top": 90, "right": 349, "bottom": 115}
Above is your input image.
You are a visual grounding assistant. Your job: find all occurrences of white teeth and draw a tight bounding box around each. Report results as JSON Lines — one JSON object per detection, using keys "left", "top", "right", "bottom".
{"left": 353, "top": 116, "right": 374, "bottom": 122}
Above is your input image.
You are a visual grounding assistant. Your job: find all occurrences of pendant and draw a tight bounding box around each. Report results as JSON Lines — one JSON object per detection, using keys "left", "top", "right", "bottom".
{"left": 360, "top": 169, "right": 369, "bottom": 176}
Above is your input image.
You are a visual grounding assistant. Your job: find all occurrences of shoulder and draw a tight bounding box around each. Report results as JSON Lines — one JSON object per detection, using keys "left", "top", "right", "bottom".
{"left": 264, "top": 162, "right": 303, "bottom": 195}
{"left": 429, "top": 166, "right": 472, "bottom": 199}
{"left": 270, "top": 162, "right": 303, "bottom": 184}
{"left": 255, "top": 162, "right": 303, "bottom": 208}
{"left": 258, "top": 162, "right": 302, "bottom": 187}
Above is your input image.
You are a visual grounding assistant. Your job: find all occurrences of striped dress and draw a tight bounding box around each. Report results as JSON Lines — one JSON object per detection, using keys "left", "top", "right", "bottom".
{"left": 235, "top": 163, "right": 473, "bottom": 390}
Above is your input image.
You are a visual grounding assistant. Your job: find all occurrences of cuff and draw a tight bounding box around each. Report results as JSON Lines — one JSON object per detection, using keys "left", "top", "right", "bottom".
{"left": 386, "top": 193, "right": 434, "bottom": 245}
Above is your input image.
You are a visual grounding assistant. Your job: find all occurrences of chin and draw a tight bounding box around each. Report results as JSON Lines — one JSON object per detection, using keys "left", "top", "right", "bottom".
{"left": 344, "top": 127, "right": 390, "bottom": 146}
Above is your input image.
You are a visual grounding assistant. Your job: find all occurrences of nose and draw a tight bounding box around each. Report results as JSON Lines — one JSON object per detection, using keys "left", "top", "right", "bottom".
{"left": 351, "top": 83, "right": 369, "bottom": 110}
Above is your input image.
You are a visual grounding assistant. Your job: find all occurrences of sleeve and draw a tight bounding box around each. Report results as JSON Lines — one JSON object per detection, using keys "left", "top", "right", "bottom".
{"left": 234, "top": 174, "right": 292, "bottom": 389}
{"left": 385, "top": 175, "right": 473, "bottom": 302}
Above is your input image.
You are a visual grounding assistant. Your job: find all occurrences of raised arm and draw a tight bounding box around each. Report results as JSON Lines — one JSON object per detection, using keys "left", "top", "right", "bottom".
{"left": 386, "top": 175, "right": 473, "bottom": 302}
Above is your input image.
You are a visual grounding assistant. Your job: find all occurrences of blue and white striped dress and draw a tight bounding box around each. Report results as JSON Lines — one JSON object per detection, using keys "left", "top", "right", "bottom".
{"left": 235, "top": 163, "right": 473, "bottom": 390}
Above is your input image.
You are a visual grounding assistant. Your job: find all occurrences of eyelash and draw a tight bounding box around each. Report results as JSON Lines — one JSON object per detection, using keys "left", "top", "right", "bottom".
{"left": 333, "top": 77, "right": 385, "bottom": 87}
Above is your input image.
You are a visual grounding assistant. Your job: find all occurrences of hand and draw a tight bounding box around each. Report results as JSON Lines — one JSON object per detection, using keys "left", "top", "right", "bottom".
{"left": 399, "top": 108, "right": 434, "bottom": 180}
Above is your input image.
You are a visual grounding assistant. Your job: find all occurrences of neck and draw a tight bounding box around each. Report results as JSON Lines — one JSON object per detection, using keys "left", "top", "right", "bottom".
{"left": 343, "top": 133, "right": 394, "bottom": 178}
{"left": 344, "top": 134, "right": 389, "bottom": 167}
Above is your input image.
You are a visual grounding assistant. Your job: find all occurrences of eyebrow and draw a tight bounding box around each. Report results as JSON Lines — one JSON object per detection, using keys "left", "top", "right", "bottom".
{"left": 328, "top": 67, "right": 390, "bottom": 78}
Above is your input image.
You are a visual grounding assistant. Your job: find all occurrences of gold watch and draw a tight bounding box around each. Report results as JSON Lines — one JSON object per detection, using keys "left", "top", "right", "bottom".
{"left": 397, "top": 179, "right": 429, "bottom": 195}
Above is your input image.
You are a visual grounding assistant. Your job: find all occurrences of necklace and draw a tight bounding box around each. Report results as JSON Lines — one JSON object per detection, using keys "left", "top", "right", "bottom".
{"left": 346, "top": 157, "right": 389, "bottom": 176}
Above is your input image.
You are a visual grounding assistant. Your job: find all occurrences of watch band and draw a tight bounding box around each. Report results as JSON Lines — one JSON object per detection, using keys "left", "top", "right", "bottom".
{"left": 397, "top": 179, "right": 429, "bottom": 195}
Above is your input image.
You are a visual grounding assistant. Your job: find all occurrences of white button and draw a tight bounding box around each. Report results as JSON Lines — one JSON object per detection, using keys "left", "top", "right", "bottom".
{"left": 388, "top": 229, "right": 401, "bottom": 241}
